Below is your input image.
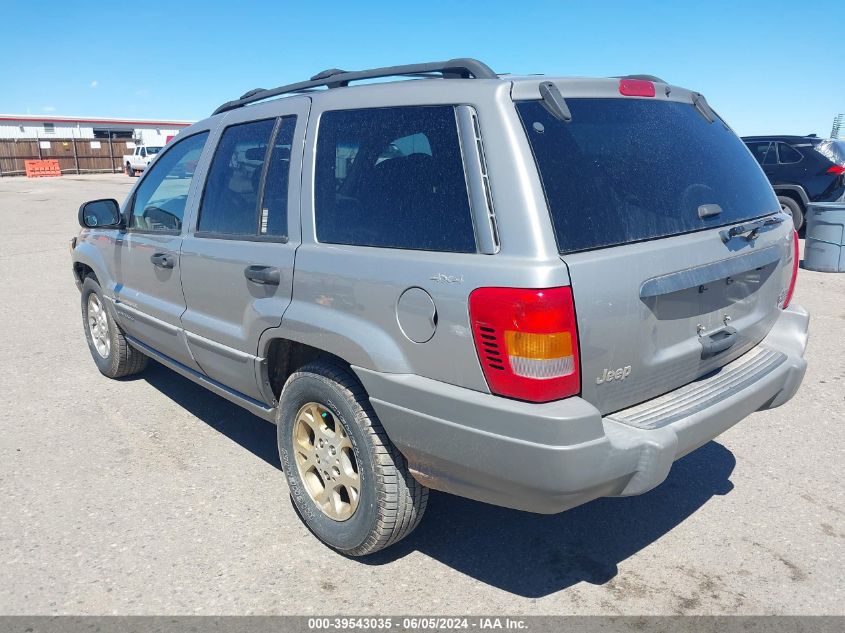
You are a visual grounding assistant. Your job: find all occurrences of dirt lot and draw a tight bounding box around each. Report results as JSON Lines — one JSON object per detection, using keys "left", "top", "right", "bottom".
{"left": 0, "top": 174, "right": 842, "bottom": 615}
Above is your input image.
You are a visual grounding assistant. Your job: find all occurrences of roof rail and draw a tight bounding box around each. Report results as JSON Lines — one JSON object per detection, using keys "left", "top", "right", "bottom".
{"left": 212, "top": 58, "right": 497, "bottom": 115}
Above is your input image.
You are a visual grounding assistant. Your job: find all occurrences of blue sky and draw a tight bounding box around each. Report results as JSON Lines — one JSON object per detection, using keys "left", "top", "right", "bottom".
{"left": 1, "top": 0, "right": 842, "bottom": 136}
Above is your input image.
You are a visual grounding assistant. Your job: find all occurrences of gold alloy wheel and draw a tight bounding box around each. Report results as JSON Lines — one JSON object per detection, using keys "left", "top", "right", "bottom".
{"left": 292, "top": 402, "right": 360, "bottom": 521}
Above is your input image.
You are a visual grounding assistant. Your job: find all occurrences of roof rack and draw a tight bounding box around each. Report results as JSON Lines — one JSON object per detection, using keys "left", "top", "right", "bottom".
{"left": 212, "top": 58, "right": 497, "bottom": 115}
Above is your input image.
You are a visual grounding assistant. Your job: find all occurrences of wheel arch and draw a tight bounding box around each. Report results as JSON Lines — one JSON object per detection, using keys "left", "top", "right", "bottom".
{"left": 773, "top": 185, "right": 809, "bottom": 208}
{"left": 71, "top": 243, "right": 112, "bottom": 292}
{"left": 260, "top": 338, "right": 350, "bottom": 402}
{"left": 257, "top": 310, "right": 411, "bottom": 404}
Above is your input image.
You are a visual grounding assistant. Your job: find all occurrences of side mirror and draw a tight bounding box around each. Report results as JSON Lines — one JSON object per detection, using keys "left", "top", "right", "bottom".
{"left": 78, "top": 199, "right": 122, "bottom": 229}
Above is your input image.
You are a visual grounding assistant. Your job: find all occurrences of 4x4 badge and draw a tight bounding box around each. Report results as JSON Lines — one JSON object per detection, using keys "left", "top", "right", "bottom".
{"left": 430, "top": 273, "right": 463, "bottom": 284}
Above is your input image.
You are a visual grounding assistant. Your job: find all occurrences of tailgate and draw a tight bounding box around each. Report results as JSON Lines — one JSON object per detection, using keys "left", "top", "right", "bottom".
{"left": 564, "top": 223, "right": 792, "bottom": 414}
{"left": 514, "top": 85, "right": 794, "bottom": 414}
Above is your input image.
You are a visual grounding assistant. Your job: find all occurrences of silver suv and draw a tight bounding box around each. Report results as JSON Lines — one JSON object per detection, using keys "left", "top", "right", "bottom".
{"left": 71, "top": 59, "right": 809, "bottom": 556}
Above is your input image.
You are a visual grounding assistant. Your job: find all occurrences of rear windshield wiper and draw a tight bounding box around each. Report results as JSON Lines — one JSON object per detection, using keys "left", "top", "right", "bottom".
{"left": 539, "top": 81, "right": 572, "bottom": 122}
{"left": 691, "top": 92, "right": 715, "bottom": 123}
{"left": 720, "top": 215, "right": 785, "bottom": 242}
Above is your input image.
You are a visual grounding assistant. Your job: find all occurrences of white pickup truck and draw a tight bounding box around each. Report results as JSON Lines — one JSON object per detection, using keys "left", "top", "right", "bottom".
{"left": 123, "top": 145, "right": 162, "bottom": 176}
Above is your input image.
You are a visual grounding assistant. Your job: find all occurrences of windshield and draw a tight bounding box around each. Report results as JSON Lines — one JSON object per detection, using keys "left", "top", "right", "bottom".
{"left": 146, "top": 146, "right": 162, "bottom": 155}
{"left": 516, "top": 98, "right": 779, "bottom": 254}
{"left": 814, "top": 139, "right": 845, "bottom": 165}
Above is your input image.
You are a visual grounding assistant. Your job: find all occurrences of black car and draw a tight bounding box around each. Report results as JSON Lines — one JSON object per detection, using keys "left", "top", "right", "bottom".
{"left": 742, "top": 135, "right": 845, "bottom": 230}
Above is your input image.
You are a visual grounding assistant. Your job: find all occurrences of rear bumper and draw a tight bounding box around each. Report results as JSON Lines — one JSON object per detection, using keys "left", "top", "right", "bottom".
{"left": 353, "top": 304, "right": 809, "bottom": 514}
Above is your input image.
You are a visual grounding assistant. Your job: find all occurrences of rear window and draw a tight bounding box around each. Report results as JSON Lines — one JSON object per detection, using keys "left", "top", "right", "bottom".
{"left": 516, "top": 99, "right": 779, "bottom": 254}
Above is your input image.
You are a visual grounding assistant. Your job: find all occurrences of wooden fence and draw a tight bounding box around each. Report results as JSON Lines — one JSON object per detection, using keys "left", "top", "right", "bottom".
{"left": 0, "top": 137, "right": 137, "bottom": 176}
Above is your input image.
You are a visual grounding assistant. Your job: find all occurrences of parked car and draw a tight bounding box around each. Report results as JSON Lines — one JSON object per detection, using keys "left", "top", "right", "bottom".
{"left": 122, "top": 144, "right": 163, "bottom": 177}
{"left": 742, "top": 135, "right": 845, "bottom": 230}
{"left": 71, "top": 59, "right": 809, "bottom": 556}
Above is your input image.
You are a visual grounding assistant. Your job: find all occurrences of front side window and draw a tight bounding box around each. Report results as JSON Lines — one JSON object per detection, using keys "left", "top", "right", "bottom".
{"left": 129, "top": 131, "right": 208, "bottom": 232}
{"left": 314, "top": 106, "right": 476, "bottom": 253}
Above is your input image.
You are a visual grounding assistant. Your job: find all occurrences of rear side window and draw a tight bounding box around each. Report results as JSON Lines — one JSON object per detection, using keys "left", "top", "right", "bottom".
{"left": 517, "top": 99, "right": 779, "bottom": 254}
{"left": 762, "top": 144, "right": 778, "bottom": 165}
{"left": 745, "top": 141, "right": 770, "bottom": 164}
{"left": 314, "top": 106, "right": 475, "bottom": 253}
{"left": 778, "top": 143, "right": 803, "bottom": 164}
{"left": 260, "top": 117, "right": 296, "bottom": 237}
{"left": 198, "top": 119, "right": 276, "bottom": 235}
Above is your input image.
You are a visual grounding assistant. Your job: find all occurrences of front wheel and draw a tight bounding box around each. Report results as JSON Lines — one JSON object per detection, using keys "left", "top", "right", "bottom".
{"left": 778, "top": 196, "right": 804, "bottom": 231}
{"left": 81, "top": 276, "right": 148, "bottom": 378}
{"left": 277, "top": 359, "right": 428, "bottom": 556}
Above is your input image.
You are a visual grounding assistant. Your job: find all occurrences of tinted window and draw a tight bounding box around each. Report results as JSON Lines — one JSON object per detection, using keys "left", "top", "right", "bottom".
{"left": 777, "top": 143, "right": 803, "bottom": 164}
{"left": 745, "top": 142, "right": 769, "bottom": 164}
{"left": 260, "top": 117, "right": 296, "bottom": 237}
{"left": 198, "top": 119, "right": 275, "bottom": 235}
{"left": 315, "top": 106, "right": 475, "bottom": 253}
{"left": 517, "top": 99, "right": 779, "bottom": 254}
{"left": 129, "top": 132, "right": 208, "bottom": 232}
{"left": 762, "top": 144, "right": 778, "bottom": 165}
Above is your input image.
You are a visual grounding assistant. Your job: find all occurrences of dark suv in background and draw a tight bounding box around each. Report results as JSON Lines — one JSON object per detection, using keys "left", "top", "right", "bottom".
{"left": 742, "top": 135, "right": 845, "bottom": 230}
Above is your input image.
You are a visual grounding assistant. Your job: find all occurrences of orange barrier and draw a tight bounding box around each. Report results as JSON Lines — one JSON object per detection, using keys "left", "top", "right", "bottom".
{"left": 24, "top": 159, "right": 62, "bottom": 177}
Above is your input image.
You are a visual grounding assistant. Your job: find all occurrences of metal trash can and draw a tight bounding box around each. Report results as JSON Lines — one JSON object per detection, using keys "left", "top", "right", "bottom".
{"left": 803, "top": 202, "right": 845, "bottom": 272}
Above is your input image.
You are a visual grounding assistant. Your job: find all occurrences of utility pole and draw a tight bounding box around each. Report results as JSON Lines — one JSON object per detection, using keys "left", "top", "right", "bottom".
{"left": 832, "top": 114, "right": 844, "bottom": 139}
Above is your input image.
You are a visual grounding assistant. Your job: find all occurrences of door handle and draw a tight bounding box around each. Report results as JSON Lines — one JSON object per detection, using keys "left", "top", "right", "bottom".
{"left": 150, "top": 252, "right": 175, "bottom": 269}
{"left": 244, "top": 265, "right": 280, "bottom": 285}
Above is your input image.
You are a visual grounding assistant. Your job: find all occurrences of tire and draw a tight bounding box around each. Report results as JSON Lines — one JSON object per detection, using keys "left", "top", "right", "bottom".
{"left": 80, "top": 276, "right": 148, "bottom": 378}
{"left": 125, "top": 163, "right": 135, "bottom": 177}
{"left": 778, "top": 195, "right": 804, "bottom": 231}
{"left": 277, "top": 359, "right": 428, "bottom": 556}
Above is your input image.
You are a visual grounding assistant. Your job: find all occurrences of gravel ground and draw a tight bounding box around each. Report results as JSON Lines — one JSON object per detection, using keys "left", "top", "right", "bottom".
{"left": 0, "top": 174, "right": 842, "bottom": 615}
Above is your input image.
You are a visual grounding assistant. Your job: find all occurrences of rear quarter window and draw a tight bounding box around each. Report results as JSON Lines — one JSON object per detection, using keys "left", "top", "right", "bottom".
{"left": 517, "top": 99, "right": 779, "bottom": 254}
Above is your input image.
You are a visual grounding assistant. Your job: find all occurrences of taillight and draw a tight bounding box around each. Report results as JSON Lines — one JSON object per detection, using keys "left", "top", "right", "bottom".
{"left": 469, "top": 287, "right": 580, "bottom": 403}
{"left": 781, "top": 229, "right": 799, "bottom": 309}
{"left": 619, "top": 79, "right": 655, "bottom": 97}
{"left": 826, "top": 165, "right": 845, "bottom": 175}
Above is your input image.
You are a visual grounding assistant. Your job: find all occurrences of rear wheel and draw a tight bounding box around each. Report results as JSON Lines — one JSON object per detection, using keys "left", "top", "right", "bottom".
{"left": 125, "top": 163, "right": 135, "bottom": 177}
{"left": 277, "top": 359, "right": 428, "bottom": 556}
{"left": 778, "top": 195, "right": 804, "bottom": 231}
{"left": 81, "top": 276, "right": 148, "bottom": 378}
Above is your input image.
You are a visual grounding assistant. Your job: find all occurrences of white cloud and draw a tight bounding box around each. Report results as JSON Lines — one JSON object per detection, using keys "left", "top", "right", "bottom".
{"left": 90, "top": 80, "right": 98, "bottom": 88}
{"left": 42, "top": 106, "right": 56, "bottom": 112}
